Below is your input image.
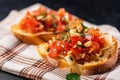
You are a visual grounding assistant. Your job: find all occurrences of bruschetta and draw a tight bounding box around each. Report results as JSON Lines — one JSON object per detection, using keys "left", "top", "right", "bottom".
{"left": 37, "top": 23, "right": 118, "bottom": 75}
{"left": 11, "top": 7, "right": 83, "bottom": 45}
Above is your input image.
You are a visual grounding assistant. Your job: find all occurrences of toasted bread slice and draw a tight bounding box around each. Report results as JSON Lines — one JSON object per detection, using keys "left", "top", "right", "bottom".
{"left": 11, "top": 18, "right": 83, "bottom": 45}
{"left": 37, "top": 37, "right": 118, "bottom": 75}
{"left": 11, "top": 24, "right": 54, "bottom": 45}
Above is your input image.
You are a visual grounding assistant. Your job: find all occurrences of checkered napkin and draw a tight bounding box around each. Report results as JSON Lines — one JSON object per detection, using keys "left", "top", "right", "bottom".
{"left": 0, "top": 3, "right": 120, "bottom": 80}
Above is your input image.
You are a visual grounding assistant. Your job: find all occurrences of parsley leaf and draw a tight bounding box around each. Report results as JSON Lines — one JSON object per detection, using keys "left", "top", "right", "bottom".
{"left": 66, "top": 73, "right": 80, "bottom": 80}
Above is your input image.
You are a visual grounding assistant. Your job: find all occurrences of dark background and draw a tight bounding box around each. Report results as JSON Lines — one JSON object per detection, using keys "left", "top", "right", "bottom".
{"left": 0, "top": 0, "right": 120, "bottom": 80}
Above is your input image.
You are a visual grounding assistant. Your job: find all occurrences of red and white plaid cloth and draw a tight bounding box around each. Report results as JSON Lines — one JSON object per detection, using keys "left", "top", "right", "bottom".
{"left": 0, "top": 3, "right": 120, "bottom": 80}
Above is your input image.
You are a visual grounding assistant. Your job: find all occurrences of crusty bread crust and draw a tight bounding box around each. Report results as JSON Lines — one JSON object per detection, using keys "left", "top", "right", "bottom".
{"left": 11, "top": 24, "right": 54, "bottom": 45}
{"left": 37, "top": 37, "right": 118, "bottom": 75}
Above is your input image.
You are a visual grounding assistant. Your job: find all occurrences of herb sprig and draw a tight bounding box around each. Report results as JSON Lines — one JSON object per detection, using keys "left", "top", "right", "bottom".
{"left": 55, "top": 29, "right": 70, "bottom": 41}
{"left": 66, "top": 73, "right": 80, "bottom": 80}
{"left": 80, "top": 23, "right": 88, "bottom": 33}
{"left": 76, "top": 23, "right": 88, "bottom": 36}
{"left": 52, "top": 14, "right": 57, "bottom": 28}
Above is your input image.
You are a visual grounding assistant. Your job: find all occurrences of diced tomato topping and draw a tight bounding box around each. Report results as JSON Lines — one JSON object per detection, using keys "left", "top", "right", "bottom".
{"left": 70, "top": 36, "right": 85, "bottom": 43}
{"left": 70, "top": 41, "right": 77, "bottom": 47}
{"left": 32, "top": 7, "right": 47, "bottom": 16}
{"left": 68, "top": 14, "right": 73, "bottom": 21}
{"left": 63, "top": 41, "right": 71, "bottom": 51}
{"left": 71, "top": 47, "right": 83, "bottom": 55}
{"left": 45, "top": 14, "right": 58, "bottom": 28}
{"left": 20, "top": 7, "right": 74, "bottom": 33}
{"left": 57, "top": 21, "right": 66, "bottom": 32}
{"left": 92, "top": 36, "right": 105, "bottom": 47}
{"left": 48, "top": 24, "right": 105, "bottom": 61}
{"left": 48, "top": 41, "right": 64, "bottom": 58}
{"left": 45, "top": 14, "right": 53, "bottom": 27}
{"left": 99, "top": 37, "right": 105, "bottom": 47}
{"left": 83, "top": 47, "right": 90, "bottom": 52}
{"left": 58, "top": 8, "right": 66, "bottom": 17}
{"left": 25, "top": 13, "right": 38, "bottom": 28}
{"left": 88, "top": 28, "right": 101, "bottom": 37}
{"left": 71, "top": 36, "right": 81, "bottom": 42}
{"left": 20, "top": 12, "right": 40, "bottom": 33}
{"left": 69, "top": 36, "right": 87, "bottom": 48}
{"left": 90, "top": 42, "right": 100, "bottom": 53}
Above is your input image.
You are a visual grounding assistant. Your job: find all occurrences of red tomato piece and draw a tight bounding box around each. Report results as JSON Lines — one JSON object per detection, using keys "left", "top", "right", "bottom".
{"left": 62, "top": 41, "right": 71, "bottom": 51}
{"left": 57, "top": 21, "right": 66, "bottom": 32}
{"left": 70, "top": 36, "right": 83, "bottom": 42}
{"left": 45, "top": 14, "right": 58, "bottom": 28}
{"left": 71, "top": 47, "right": 83, "bottom": 55}
{"left": 88, "top": 28, "right": 101, "bottom": 37}
{"left": 69, "top": 41, "right": 77, "bottom": 47}
{"left": 45, "top": 14, "right": 53, "bottom": 27}
{"left": 58, "top": 8, "right": 66, "bottom": 17}
{"left": 90, "top": 42, "right": 100, "bottom": 53}
{"left": 48, "top": 41, "right": 63, "bottom": 58}
{"left": 92, "top": 36, "right": 105, "bottom": 47}
{"left": 68, "top": 14, "right": 73, "bottom": 21}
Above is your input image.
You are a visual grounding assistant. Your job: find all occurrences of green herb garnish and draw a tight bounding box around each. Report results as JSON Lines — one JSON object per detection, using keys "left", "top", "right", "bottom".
{"left": 76, "top": 29, "right": 80, "bottom": 33}
{"left": 56, "top": 29, "right": 70, "bottom": 41}
{"left": 77, "top": 44, "right": 86, "bottom": 48}
{"left": 80, "top": 33, "right": 84, "bottom": 36}
{"left": 40, "top": 12, "right": 47, "bottom": 16}
{"left": 66, "top": 73, "right": 80, "bottom": 80}
{"left": 55, "top": 33, "right": 65, "bottom": 40}
{"left": 51, "top": 14, "right": 56, "bottom": 19}
{"left": 75, "top": 23, "right": 88, "bottom": 36}
{"left": 80, "top": 23, "right": 88, "bottom": 33}
{"left": 52, "top": 21, "right": 57, "bottom": 28}
{"left": 63, "top": 29, "right": 70, "bottom": 41}
{"left": 51, "top": 14, "right": 57, "bottom": 28}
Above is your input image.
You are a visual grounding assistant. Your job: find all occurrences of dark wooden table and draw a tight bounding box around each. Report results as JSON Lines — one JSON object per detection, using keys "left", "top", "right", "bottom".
{"left": 0, "top": 0, "right": 120, "bottom": 80}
